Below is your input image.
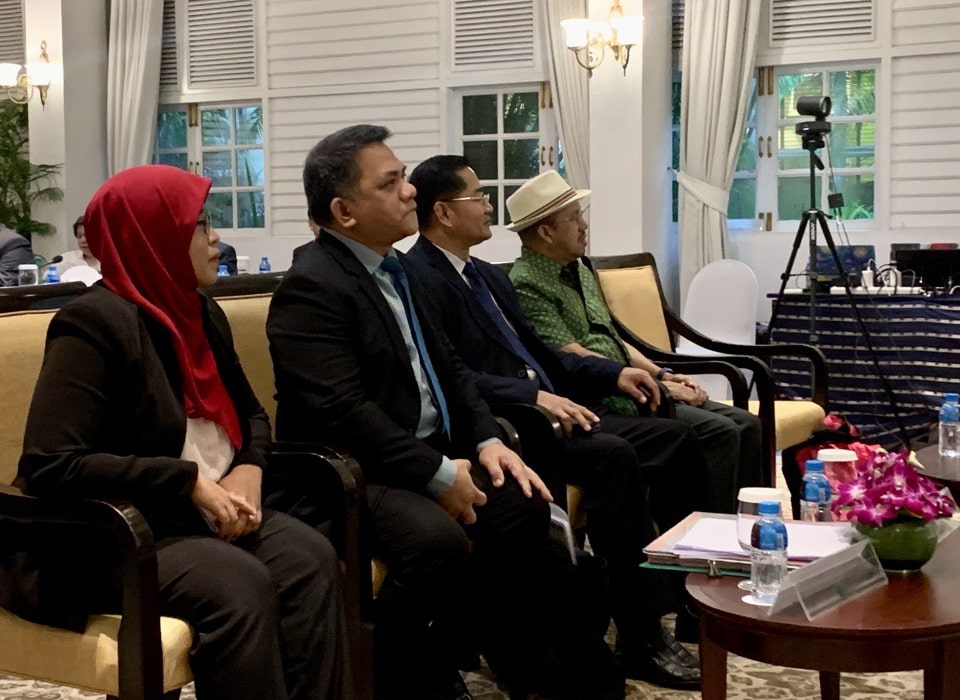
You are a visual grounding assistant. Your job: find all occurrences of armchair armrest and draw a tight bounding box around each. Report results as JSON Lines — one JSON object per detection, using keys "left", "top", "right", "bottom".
{"left": 0, "top": 483, "right": 164, "bottom": 699}
{"left": 607, "top": 323, "right": 784, "bottom": 487}
{"left": 491, "top": 403, "right": 565, "bottom": 507}
{"left": 267, "top": 442, "right": 371, "bottom": 620}
{"left": 265, "top": 442, "right": 374, "bottom": 700}
{"left": 660, "top": 309, "right": 828, "bottom": 408}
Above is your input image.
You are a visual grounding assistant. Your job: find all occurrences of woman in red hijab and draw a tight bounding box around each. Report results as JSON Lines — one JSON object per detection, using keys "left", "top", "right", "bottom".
{"left": 18, "top": 165, "right": 351, "bottom": 700}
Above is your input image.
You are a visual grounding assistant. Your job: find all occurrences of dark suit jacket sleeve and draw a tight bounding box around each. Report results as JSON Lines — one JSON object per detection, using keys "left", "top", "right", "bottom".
{"left": 406, "top": 252, "right": 540, "bottom": 406}
{"left": 268, "top": 267, "right": 453, "bottom": 493}
{"left": 216, "top": 242, "right": 238, "bottom": 275}
{"left": 18, "top": 296, "right": 198, "bottom": 506}
{"left": 0, "top": 232, "right": 35, "bottom": 287}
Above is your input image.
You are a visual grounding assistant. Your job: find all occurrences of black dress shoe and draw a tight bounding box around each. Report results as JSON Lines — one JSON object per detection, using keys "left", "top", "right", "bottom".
{"left": 617, "top": 627, "right": 701, "bottom": 691}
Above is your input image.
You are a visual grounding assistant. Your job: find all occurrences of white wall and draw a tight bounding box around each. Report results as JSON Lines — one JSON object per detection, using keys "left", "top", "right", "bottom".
{"left": 24, "top": 0, "right": 107, "bottom": 261}
{"left": 22, "top": 0, "right": 960, "bottom": 303}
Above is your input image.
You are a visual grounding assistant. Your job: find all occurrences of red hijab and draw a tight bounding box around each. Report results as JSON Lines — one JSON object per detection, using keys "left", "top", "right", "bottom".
{"left": 84, "top": 165, "right": 242, "bottom": 448}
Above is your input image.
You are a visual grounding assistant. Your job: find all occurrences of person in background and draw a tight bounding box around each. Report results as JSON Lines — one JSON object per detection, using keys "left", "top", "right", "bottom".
{"left": 267, "top": 125, "right": 623, "bottom": 700}
{"left": 15, "top": 165, "right": 352, "bottom": 700}
{"left": 58, "top": 216, "right": 101, "bottom": 273}
{"left": 215, "top": 240, "right": 238, "bottom": 275}
{"left": 0, "top": 224, "right": 35, "bottom": 286}
{"left": 507, "top": 171, "right": 764, "bottom": 514}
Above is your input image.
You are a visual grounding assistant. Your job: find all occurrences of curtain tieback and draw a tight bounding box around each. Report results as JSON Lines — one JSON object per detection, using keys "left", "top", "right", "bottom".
{"left": 676, "top": 170, "right": 729, "bottom": 216}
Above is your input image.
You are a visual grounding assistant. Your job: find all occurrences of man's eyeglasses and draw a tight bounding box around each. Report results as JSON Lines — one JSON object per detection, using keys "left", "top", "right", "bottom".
{"left": 549, "top": 208, "right": 586, "bottom": 225}
{"left": 441, "top": 192, "right": 491, "bottom": 204}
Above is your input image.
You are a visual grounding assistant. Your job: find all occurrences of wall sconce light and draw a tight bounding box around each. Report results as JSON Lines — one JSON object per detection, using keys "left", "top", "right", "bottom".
{"left": 560, "top": 1, "right": 643, "bottom": 76}
{"left": 0, "top": 41, "right": 52, "bottom": 108}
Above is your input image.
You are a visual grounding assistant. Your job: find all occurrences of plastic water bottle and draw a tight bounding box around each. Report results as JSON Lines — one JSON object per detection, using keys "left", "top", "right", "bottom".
{"left": 217, "top": 264, "right": 229, "bottom": 278}
{"left": 259, "top": 256, "right": 271, "bottom": 274}
{"left": 45, "top": 264, "right": 60, "bottom": 284}
{"left": 940, "top": 393, "right": 960, "bottom": 459}
{"left": 750, "top": 501, "right": 788, "bottom": 605}
{"left": 800, "top": 459, "right": 833, "bottom": 522}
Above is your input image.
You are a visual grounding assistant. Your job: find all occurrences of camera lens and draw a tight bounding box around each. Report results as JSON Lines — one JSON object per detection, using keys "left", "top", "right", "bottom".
{"left": 796, "top": 96, "right": 831, "bottom": 119}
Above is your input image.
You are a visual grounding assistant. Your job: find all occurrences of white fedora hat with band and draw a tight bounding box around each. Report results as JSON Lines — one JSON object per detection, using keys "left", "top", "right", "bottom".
{"left": 505, "top": 171, "right": 590, "bottom": 232}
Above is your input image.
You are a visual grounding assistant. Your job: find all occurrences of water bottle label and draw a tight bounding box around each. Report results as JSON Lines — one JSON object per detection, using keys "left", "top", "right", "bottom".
{"left": 752, "top": 520, "right": 788, "bottom": 550}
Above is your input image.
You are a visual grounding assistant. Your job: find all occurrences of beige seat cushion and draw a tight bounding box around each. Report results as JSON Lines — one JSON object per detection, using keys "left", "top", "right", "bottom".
{"left": 0, "top": 310, "right": 57, "bottom": 485}
{"left": 595, "top": 267, "right": 672, "bottom": 351}
{"left": 0, "top": 608, "right": 193, "bottom": 695}
{"left": 216, "top": 294, "right": 276, "bottom": 425}
{"left": 566, "top": 484, "right": 586, "bottom": 530}
{"left": 717, "top": 399, "right": 826, "bottom": 451}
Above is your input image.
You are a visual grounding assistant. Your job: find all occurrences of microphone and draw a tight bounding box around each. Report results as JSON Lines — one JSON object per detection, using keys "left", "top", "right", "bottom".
{"left": 37, "top": 254, "right": 63, "bottom": 271}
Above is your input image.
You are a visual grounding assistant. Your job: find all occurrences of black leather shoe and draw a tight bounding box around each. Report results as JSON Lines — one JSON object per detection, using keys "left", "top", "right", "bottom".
{"left": 617, "top": 627, "right": 701, "bottom": 691}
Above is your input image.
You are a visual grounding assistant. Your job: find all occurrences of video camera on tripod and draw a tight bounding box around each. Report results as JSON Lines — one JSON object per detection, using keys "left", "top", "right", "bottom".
{"left": 768, "top": 95, "right": 910, "bottom": 449}
{"left": 795, "top": 96, "right": 832, "bottom": 146}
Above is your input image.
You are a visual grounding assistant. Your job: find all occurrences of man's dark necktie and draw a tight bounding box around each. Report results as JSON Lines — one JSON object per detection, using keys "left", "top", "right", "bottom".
{"left": 380, "top": 256, "right": 451, "bottom": 437}
{"left": 462, "top": 261, "right": 554, "bottom": 392}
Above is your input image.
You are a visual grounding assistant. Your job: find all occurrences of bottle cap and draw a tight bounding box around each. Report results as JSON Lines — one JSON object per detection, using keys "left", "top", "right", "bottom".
{"left": 758, "top": 501, "right": 780, "bottom": 515}
{"left": 804, "top": 459, "right": 825, "bottom": 473}
{"left": 947, "top": 393, "right": 959, "bottom": 403}
{"left": 218, "top": 264, "right": 228, "bottom": 275}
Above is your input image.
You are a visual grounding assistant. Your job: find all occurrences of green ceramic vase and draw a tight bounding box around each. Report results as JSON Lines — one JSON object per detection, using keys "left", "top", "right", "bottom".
{"left": 856, "top": 519, "right": 940, "bottom": 574}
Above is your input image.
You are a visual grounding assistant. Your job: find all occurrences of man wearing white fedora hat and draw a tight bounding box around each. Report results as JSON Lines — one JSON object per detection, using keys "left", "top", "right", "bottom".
{"left": 507, "top": 171, "right": 763, "bottom": 515}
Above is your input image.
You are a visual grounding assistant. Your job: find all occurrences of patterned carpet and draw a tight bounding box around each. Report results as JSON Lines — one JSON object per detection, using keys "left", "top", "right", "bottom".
{"left": 0, "top": 653, "right": 925, "bottom": 699}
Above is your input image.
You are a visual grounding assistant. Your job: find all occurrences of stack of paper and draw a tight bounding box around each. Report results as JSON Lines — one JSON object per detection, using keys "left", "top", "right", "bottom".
{"left": 672, "top": 517, "right": 854, "bottom": 564}
{"left": 642, "top": 512, "right": 859, "bottom": 573}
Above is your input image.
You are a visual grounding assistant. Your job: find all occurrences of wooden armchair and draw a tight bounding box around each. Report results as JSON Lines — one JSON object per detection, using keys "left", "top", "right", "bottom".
{"left": 590, "top": 253, "right": 829, "bottom": 487}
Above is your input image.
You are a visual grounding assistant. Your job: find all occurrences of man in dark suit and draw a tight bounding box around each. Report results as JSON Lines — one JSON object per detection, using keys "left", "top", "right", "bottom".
{"left": 406, "top": 155, "right": 707, "bottom": 689}
{"left": 214, "top": 240, "right": 238, "bottom": 275}
{"left": 0, "top": 225, "right": 35, "bottom": 286}
{"left": 266, "top": 126, "right": 623, "bottom": 700}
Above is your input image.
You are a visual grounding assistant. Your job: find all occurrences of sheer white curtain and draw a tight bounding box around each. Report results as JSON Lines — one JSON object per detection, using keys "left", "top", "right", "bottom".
{"left": 677, "top": 0, "right": 761, "bottom": 301}
{"left": 543, "top": 0, "right": 590, "bottom": 189}
{"left": 107, "top": 0, "right": 163, "bottom": 175}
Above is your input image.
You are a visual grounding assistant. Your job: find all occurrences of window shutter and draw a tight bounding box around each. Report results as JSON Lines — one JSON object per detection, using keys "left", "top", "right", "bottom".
{"left": 453, "top": 0, "right": 535, "bottom": 69}
{"left": 0, "top": 0, "right": 23, "bottom": 65}
{"left": 187, "top": 0, "right": 256, "bottom": 87}
{"left": 770, "top": 0, "right": 874, "bottom": 46}
{"left": 672, "top": 0, "right": 684, "bottom": 53}
{"left": 159, "top": 0, "right": 178, "bottom": 87}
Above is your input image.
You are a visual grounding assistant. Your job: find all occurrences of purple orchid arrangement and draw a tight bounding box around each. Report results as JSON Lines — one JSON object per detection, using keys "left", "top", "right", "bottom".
{"left": 831, "top": 449, "right": 957, "bottom": 526}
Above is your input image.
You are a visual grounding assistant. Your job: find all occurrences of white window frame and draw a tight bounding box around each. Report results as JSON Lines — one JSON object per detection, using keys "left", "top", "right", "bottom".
{"left": 453, "top": 84, "right": 558, "bottom": 228}
{"left": 154, "top": 100, "right": 266, "bottom": 235}
{"left": 761, "top": 62, "right": 878, "bottom": 233}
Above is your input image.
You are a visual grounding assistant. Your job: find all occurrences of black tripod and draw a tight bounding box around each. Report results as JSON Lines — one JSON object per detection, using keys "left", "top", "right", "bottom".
{"left": 768, "top": 127, "right": 910, "bottom": 449}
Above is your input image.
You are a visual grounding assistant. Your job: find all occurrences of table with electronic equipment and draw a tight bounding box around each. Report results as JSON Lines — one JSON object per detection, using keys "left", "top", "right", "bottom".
{"left": 767, "top": 293, "right": 960, "bottom": 445}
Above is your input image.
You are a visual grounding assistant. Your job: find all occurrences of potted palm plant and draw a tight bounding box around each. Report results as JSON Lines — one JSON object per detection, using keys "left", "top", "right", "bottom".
{"left": 0, "top": 100, "right": 63, "bottom": 239}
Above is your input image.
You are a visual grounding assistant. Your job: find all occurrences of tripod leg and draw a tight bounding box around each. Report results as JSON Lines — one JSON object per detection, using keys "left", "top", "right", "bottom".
{"left": 768, "top": 212, "right": 811, "bottom": 334}
{"left": 816, "top": 212, "right": 911, "bottom": 449}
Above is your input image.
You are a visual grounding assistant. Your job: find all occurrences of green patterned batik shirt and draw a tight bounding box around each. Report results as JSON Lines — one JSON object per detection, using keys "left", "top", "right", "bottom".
{"left": 509, "top": 247, "right": 637, "bottom": 415}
